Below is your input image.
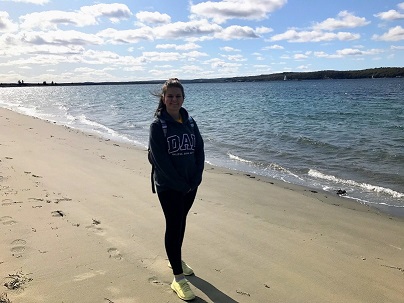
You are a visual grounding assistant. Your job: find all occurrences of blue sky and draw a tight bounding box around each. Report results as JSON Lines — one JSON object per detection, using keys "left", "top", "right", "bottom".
{"left": 0, "top": 0, "right": 403, "bottom": 83}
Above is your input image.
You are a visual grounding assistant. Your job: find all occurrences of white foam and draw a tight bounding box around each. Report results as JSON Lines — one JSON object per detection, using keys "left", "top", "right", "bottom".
{"left": 227, "top": 153, "right": 253, "bottom": 163}
{"left": 309, "top": 169, "right": 404, "bottom": 199}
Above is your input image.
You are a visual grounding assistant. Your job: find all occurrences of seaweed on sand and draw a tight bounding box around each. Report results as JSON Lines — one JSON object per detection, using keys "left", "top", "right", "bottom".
{"left": 3, "top": 271, "right": 32, "bottom": 290}
{"left": 0, "top": 293, "right": 11, "bottom": 303}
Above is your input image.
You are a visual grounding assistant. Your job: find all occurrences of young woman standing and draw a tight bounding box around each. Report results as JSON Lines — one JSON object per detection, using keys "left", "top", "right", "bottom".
{"left": 148, "top": 78, "right": 205, "bottom": 301}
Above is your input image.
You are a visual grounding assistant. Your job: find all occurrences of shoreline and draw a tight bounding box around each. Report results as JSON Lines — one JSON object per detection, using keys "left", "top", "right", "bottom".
{"left": 2, "top": 103, "right": 402, "bottom": 220}
{"left": 1, "top": 107, "right": 403, "bottom": 303}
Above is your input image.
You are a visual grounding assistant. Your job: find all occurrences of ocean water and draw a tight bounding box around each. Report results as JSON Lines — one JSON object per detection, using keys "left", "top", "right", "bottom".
{"left": 1, "top": 79, "right": 403, "bottom": 217}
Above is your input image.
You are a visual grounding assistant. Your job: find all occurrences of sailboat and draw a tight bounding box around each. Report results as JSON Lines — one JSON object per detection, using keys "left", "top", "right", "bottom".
{"left": 284, "top": 75, "right": 287, "bottom": 81}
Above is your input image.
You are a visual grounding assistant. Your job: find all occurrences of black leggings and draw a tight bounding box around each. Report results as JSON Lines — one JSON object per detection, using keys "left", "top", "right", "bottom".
{"left": 158, "top": 188, "right": 197, "bottom": 275}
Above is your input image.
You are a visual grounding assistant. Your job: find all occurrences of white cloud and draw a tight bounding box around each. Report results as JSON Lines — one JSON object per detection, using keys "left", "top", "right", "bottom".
{"left": 2, "top": 0, "right": 49, "bottom": 4}
{"left": 88, "top": 19, "right": 262, "bottom": 45}
{"left": 215, "top": 25, "right": 260, "bottom": 40}
{"left": 313, "top": 11, "right": 370, "bottom": 31}
{"left": 183, "top": 50, "right": 209, "bottom": 58}
{"left": 294, "top": 54, "right": 308, "bottom": 59}
{"left": 313, "top": 48, "right": 384, "bottom": 58}
{"left": 221, "top": 54, "right": 246, "bottom": 61}
{"left": 375, "top": 3, "right": 404, "bottom": 21}
{"left": 270, "top": 11, "right": 366, "bottom": 44}
{"left": 81, "top": 50, "right": 144, "bottom": 67}
{"left": 80, "top": 3, "right": 132, "bottom": 23}
{"left": 21, "top": 30, "right": 103, "bottom": 46}
{"left": 190, "top": 0, "right": 287, "bottom": 23}
{"left": 0, "top": 11, "right": 18, "bottom": 32}
{"left": 262, "top": 44, "right": 284, "bottom": 50}
{"left": 206, "top": 57, "right": 242, "bottom": 68}
{"left": 271, "top": 29, "right": 360, "bottom": 42}
{"left": 297, "top": 65, "right": 310, "bottom": 70}
{"left": 19, "top": 11, "right": 97, "bottom": 30}
{"left": 136, "top": 11, "right": 171, "bottom": 24}
{"left": 156, "top": 42, "right": 201, "bottom": 51}
{"left": 140, "top": 51, "right": 181, "bottom": 62}
{"left": 97, "top": 27, "right": 154, "bottom": 44}
{"left": 372, "top": 26, "right": 404, "bottom": 41}
{"left": 255, "top": 26, "right": 273, "bottom": 34}
{"left": 375, "top": 10, "right": 404, "bottom": 21}
{"left": 19, "top": 3, "right": 131, "bottom": 30}
{"left": 336, "top": 48, "right": 365, "bottom": 56}
{"left": 0, "top": 30, "right": 100, "bottom": 57}
{"left": 220, "top": 46, "right": 241, "bottom": 52}
{"left": 153, "top": 19, "right": 222, "bottom": 39}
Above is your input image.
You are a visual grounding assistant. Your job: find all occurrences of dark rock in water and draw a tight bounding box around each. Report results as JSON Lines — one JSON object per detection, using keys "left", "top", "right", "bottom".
{"left": 336, "top": 189, "right": 347, "bottom": 196}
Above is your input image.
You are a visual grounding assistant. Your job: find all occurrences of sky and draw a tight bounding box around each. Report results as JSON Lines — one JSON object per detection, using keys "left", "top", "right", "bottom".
{"left": 0, "top": 0, "right": 403, "bottom": 83}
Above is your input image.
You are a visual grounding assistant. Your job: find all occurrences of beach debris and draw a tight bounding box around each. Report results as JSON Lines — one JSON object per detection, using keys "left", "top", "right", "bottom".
{"left": 4, "top": 271, "right": 33, "bottom": 290}
{"left": 236, "top": 290, "right": 251, "bottom": 296}
{"left": 148, "top": 276, "right": 164, "bottom": 286}
{"left": 54, "top": 197, "right": 72, "bottom": 204}
{"left": 381, "top": 264, "right": 404, "bottom": 273}
{"left": 29, "top": 198, "right": 44, "bottom": 202}
{"left": 92, "top": 219, "right": 101, "bottom": 225}
{"left": 104, "top": 298, "right": 114, "bottom": 303}
{"left": 51, "top": 210, "right": 65, "bottom": 217}
{"left": 0, "top": 293, "right": 11, "bottom": 303}
{"left": 336, "top": 189, "right": 347, "bottom": 196}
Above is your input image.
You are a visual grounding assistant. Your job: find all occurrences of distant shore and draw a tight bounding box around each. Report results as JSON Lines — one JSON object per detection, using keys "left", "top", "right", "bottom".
{"left": 1, "top": 67, "right": 403, "bottom": 88}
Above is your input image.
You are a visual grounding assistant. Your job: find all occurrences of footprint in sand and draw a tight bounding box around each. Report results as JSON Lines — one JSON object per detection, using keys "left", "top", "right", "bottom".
{"left": 0, "top": 216, "right": 17, "bottom": 225}
{"left": 1, "top": 199, "right": 13, "bottom": 206}
{"left": 86, "top": 224, "right": 105, "bottom": 235}
{"left": 107, "top": 248, "right": 122, "bottom": 260}
{"left": 11, "top": 239, "right": 27, "bottom": 258}
{"left": 148, "top": 276, "right": 165, "bottom": 286}
{"left": 1, "top": 185, "right": 15, "bottom": 196}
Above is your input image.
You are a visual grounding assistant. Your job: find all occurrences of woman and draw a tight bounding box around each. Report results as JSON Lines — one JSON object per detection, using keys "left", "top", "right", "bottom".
{"left": 148, "top": 78, "right": 204, "bottom": 301}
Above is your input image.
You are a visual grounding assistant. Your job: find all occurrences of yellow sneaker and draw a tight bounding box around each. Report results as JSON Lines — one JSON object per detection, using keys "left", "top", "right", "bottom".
{"left": 168, "top": 260, "right": 194, "bottom": 276}
{"left": 171, "top": 278, "right": 195, "bottom": 301}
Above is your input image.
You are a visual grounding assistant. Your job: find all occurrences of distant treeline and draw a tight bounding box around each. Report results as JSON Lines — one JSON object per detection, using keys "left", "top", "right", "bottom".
{"left": 1, "top": 67, "right": 403, "bottom": 87}
{"left": 216, "top": 67, "right": 404, "bottom": 83}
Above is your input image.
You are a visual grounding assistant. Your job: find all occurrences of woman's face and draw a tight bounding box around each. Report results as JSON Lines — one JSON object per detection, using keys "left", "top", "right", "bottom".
{"left": 163, "top": 87, "right": 184, "bottom": 114}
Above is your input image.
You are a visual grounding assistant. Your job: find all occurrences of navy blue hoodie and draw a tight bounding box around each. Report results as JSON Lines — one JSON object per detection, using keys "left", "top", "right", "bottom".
{"left": 149, "top": 108, "right": 204, "bottom": 194}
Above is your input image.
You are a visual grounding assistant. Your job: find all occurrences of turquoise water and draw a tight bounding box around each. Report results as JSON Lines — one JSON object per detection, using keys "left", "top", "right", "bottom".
{"left": 1, "top": 78, "right": 403, "bottom": 216}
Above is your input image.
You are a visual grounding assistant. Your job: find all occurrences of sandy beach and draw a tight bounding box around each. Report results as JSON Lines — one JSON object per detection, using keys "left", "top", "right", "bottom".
{"left": 1, "top": 107, "right": 403, "bottom": 303}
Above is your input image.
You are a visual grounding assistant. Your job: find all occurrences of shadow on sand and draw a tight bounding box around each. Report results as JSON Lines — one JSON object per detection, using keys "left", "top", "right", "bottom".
{"left": 188, "top": 275, "right": 239, "bottom": 303}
